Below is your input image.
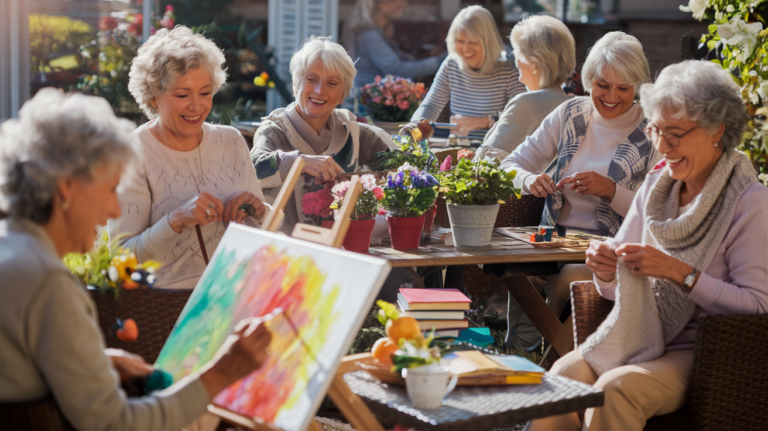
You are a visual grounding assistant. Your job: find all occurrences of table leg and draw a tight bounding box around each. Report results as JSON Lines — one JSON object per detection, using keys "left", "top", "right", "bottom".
{"left": 444, "top": 265, "right": 466, "bottom": 291}
{"left": 502, "top": 276, "right": 574, "bottom": 357}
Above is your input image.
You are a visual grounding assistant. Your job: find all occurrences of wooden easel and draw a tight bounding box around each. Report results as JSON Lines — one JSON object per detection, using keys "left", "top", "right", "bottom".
{"left": 210, "top": 174, "right": 387, "bottom": 431}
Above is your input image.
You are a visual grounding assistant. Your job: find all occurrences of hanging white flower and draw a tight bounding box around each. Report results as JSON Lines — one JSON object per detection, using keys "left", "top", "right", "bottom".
{"left": 718, "top": 16, "right": 763, "bottom": 60}
{"left": 680, "top": 0, "right": 709, "bottom": 21}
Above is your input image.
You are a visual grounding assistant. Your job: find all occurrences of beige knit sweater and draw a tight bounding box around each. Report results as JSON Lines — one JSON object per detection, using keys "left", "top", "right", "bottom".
{"left": 109, "top": 122, "right": 265, "bottom": 290}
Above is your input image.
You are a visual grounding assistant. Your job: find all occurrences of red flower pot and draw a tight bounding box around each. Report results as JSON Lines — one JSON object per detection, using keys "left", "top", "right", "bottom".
{"left": 387, "top": 216, "right": 425, "bottom": 250}
{"left": 320, "top": 219, "right": 375, "bottom": 253}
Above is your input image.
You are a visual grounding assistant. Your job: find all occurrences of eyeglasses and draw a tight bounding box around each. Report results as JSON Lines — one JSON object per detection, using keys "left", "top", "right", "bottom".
{"left": 644, "top": 125, "right": 699, "bottom": 148}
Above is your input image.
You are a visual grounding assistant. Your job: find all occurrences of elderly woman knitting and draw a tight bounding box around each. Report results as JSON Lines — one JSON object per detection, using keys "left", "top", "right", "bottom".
{"left": 527, "top": 60, "right": 768, "bottom": 431}
{"left": 499, "top": 32, "right": 661, "bottom": 350}
{"left": 250, "top": 36, "right": 394, "bottom": 234}
{"left": 0, "top": 89, "right": 273, "bottom": 430}
{"left": 109, "top": 26, "right": 267, "bottom": 290}
{"left": 401, "top": 5, "right": 527, "bottom": 139}
{"left": 475, "top": 15, "right": 575, "bottom": 161}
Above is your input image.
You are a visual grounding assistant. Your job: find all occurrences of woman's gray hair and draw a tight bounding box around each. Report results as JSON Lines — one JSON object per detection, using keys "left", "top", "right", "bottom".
{"left": 446, "top": 6, "right": 506, "bottom": 74}
{"left": 581, "top": 31, "right": 650, "bottom": 93}
{"left": 290, "top": 35, "right": 357, "bottom": 99}
{"left": 0, "top": 88, "right": 137, "bottom": 223}
{"left": 510, "top": 15, "right": 576, "bottom": 89}
{"left": 639, "top": 60, "right": 749, "bottom": 151}
{"left": 128, "top": 26, "right": 227, "bottom": 119}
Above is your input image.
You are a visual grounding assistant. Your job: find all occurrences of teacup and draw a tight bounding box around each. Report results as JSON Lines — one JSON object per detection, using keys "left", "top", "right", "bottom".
{"left": 402, "top": 364, "right": 459, "bottom": 409}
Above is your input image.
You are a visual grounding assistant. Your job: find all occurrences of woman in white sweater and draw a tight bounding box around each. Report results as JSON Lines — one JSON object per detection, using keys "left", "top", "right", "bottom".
{"left": 499, "top": 32, "right": 661, "bottom": 349}
{"left": 109, "top": 27, "right": 268, "bottom": 290}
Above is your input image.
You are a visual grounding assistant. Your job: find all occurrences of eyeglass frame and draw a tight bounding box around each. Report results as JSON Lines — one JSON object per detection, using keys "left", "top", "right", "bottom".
{"left": 644, "top": 125, "right": 699, "bottom": 148}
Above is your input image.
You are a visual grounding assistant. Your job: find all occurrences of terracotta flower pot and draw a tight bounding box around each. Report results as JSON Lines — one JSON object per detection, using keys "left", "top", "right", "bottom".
{"left": 387, "top": 216, "right": 425, "bottom": 250}
{"left": 320, "top": 219, "right": 376, "bottom": 253}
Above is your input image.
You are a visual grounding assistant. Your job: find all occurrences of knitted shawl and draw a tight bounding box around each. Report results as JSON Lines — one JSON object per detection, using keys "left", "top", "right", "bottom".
{"left": 541, "top": 97, "right": 657, "bottom": 236}
{"left": 581, "top": 149, "right": 757, "bottom": 375}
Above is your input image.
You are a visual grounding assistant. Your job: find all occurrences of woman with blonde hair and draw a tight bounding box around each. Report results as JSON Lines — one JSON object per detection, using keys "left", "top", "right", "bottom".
{"left": 476, "top": 15, "right": 575, "bottom": 161}
{"left": 342, "top": 0, "right": 445, "bottom": 89}
{"left": 402, "top": 5, "right": 526, "bottom": 139}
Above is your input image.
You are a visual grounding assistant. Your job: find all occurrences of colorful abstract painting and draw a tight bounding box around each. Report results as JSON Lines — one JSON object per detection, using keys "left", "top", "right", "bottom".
{"left": 154, "top": 224, "right": 390, "bottom": 431}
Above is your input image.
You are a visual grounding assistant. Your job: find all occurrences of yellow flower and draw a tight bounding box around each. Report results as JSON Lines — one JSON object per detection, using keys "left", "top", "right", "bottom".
{"left": 110, "top": 253, "right": 138, "bottom": 282}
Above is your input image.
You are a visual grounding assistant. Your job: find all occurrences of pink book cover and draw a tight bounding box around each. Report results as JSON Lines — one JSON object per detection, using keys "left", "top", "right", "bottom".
{"left": 399, "top": 288, "right": 471, "bottom": 304}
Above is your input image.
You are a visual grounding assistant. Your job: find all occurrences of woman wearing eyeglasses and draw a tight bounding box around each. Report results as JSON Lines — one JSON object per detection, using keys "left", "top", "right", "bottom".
{"left": 498, "top": 32, "right": 661, "bottom": 350}
{"left": 526, "top": 60, "right": 768, "bottom": 431}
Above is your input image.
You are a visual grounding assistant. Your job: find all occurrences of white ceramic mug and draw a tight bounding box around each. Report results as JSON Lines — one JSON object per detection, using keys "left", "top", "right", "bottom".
{"left": 402, "top": 364, "right": 459, "bottom": 409}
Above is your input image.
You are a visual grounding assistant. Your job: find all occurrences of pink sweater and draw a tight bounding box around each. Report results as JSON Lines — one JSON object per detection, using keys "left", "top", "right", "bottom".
{"left": 595, "top": 170, "right": 768, "bottom": 350}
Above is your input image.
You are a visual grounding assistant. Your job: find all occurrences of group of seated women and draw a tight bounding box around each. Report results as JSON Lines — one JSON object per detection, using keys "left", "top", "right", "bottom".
{"left": 1, "top": 4, "right": 767, "bottom": 430}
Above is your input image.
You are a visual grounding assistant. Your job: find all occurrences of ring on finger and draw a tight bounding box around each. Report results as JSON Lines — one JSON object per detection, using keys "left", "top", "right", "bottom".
{"left": 579, "top": 186, "right": 585, "bottom": 192}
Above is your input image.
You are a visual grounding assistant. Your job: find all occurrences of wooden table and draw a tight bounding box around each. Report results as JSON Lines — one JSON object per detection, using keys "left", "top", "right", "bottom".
{"left": 369, "top": 234, "right": 587, "bottom": 360}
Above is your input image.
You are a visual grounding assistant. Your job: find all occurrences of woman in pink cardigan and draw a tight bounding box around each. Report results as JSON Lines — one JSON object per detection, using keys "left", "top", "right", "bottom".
{"left": 527, "top": 61, "right": 768, "bottom": 430}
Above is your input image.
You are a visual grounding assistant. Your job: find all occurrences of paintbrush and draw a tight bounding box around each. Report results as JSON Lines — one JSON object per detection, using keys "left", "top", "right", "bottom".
{"left": 267, "top": 307, "right": 318, "bottom": 363}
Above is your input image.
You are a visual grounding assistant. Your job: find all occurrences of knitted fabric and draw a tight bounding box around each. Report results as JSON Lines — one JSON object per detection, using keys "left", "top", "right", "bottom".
{"left": 581, "top": 149, "right": 757, "bottom": 375}
{"left": 541, "top": 98, "right": 657, "bottom": 236}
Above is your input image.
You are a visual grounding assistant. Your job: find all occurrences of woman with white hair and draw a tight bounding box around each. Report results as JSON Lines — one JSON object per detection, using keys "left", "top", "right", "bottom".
{"left": 475, "top": 15, "right": 575, "bottom": 161}
{"left": 401, "top": 5, "right": 527, "bottom": 139}
{"left": 342, "top": 0, "right": 446, "bottom": 89}
{"left": 528, "top": 60, "right": 768, "bottom": 431}
{"left": 250, "top": 35, "right": 394, "bottom": 234}
{"left": 499, "top": 32, "right": 661, "bottom": 350}
{"left": 0, "top": 89, "right": 273, "bottom": 430}
{"left": 109, "top": 26, "right": 268, "bottom": 290}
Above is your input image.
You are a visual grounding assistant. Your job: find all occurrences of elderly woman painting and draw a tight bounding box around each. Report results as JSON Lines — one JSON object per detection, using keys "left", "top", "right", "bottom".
{"left": 475, "top": 15, "right": 575, "bottom": 161}
{"left": 402, "top": 5, "right": 527, "bottom": 139}
{"left": 527, "top": 60, "right": 768, "bottom": 431}
{"left": 499, "top": 32, "right": 661, "bottom": 349}
{"left": 109, "top": 26, "right": 267, "bottom": 290}
{"left": 342, "top": 0, "right": 446, "bottom": 89}
{"left": 0, "top": 89, "right": 273, "bottom": 430}
{"left": 250, "top": 36, "right": 394, "bottom": 234}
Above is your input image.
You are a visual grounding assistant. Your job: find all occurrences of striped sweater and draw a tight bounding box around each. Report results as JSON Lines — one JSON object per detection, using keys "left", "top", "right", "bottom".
{"left": 410, "top": 56, "right": 526, "bottom": 139}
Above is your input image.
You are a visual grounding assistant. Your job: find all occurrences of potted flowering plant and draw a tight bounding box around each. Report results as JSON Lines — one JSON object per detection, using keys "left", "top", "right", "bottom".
{"left": 301, "top": 183, "right": 335, "bottom": 226}
{"left": 323, "top": 174, "right": 385, "bottom": 252}
{"left": 64, "top": 234, "right": 160, "bottom": 342}
{"left": 360, "top": 75, "right": 427, "bottom": 134}
{"left": 380, "top": 163, "right": 439, "bottom": 250}
{"left": 374, "top": 134, "right": 439, "bottom": 173}
{"left": 438, "top": 157, "right": 520, "bottom": 248}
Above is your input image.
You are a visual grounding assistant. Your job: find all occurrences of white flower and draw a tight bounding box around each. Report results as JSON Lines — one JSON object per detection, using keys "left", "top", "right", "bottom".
{"left": 718, "top": 16, "right": 763, "bottom": 59}
{"left": 759, "top": 173, "right": 768, "bottom": 186}
{"left": 108, "top": 266, "right": 119, "bottom": 283}
{"left": 680, "top": 0, "right": 709, "bottom": 20}
{"left": 726, "top": 4, "right": 735, "bottom": 12}
{"left": 715, "top": 11, "right": 723, "bottom": 20}
{"left": 750, "top": 70, "right": 758, "bottom": 77}
{"left": 360, "top": 174, "right": 377, "bottom": 192}
{"left": 750, "top": 91, "right": 760, "bottom": 105}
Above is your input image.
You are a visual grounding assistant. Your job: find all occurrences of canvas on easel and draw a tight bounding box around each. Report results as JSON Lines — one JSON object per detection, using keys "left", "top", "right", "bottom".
{"left": 153, "top": 222, "right": 390, "bottom": 431}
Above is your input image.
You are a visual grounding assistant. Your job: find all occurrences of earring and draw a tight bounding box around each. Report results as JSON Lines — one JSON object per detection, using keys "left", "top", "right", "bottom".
{"left": 533, "top": 70, "right": 537, "bottom": 74}
{"left": 714, "top": 142, "right": 719, "bottom": 147}
{"left": 61, "top": 200, "right": 70, "bottom": 211}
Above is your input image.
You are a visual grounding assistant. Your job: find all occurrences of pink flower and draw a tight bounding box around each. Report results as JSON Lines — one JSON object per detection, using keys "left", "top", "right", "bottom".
{"left": 166, "top": 4, "right": 174, "bottom": 11}
{"left": 302, "top": 193, "right": 320, "bottom": 216}
{"left": 397, "top": 100, "right": 410, "bottom": 110}
{"left": 440, "top": 155, "right": 452, "bottom": 171}
{"left": 374, "top": 76, "right": 382, "bottom": 84}
{"left": 378, "top": 207, "right": 388, "bottom": 216}
{"left": 373, "top": 187, "right": 384, "bottom": 201}
{"left": 384, "top": 98, "right": 394, "bottom": 106}
{"left": 458, "top": 149, "right": 475, "bottom": 160}
{"left": 372, "top": 96, "right": 381, "bottom": 103}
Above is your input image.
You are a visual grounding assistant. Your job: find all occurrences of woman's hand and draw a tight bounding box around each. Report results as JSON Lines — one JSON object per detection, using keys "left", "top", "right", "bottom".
{"left": 168, "top": 193, "right": 225, "bottom": 234}
{"left": 199, "top": 317, "right": 273, "bottom": 399}
{"left": 557, "top": 171, "right": 616, "bottom": 201}
{"left": 105, "top": 348, "right": 154, "bottom": 382}
{"left": 527, "top": 173, "right": 558, "bottom": 198}
{"left": 299, "top": 155, "right": 345, "bottom": 183}
{"left": 450, "top": 114, "right": 490, "bottom": 137}
{"left": 222, "top": 192, "right": 267, "bottom": 223}
{"left": 585, "top": 240, "right": 619, "bottom": 283}
{"left": 614, "top": 243, "right": 693, "bottom": 286}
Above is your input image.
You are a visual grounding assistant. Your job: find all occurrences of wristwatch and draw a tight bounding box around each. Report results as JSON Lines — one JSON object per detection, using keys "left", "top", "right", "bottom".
{"left": 683, "top": 268, "right": 699, "bottom": 290}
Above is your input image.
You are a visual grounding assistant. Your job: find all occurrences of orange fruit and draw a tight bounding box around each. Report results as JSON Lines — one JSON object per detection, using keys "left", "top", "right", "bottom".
{"left": 385, "top": 316, "right": 422, "bottom": 344}
{"left": 371, "top": 337, "right": 398, "bottom": 364}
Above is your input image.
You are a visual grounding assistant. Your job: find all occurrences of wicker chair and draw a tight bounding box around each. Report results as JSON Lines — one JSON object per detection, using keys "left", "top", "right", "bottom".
{"left": 88, "top": 286, "right": 192, "bottom": 364}
{"left": 570, "top": 281, "right": 768, "bottom": 430}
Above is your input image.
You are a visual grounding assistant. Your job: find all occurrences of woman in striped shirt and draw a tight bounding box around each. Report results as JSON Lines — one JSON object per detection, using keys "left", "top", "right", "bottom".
{"left": 402, "top": 5, "right": 527, "bottom": 139}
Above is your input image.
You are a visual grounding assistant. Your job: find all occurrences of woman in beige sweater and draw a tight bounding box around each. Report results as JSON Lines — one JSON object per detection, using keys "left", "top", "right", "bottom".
{"left": 0, "top": 88, "right": 272, "bottom": 431}
{"left": 109, "top": 26, "right": 268, "bottom": 289}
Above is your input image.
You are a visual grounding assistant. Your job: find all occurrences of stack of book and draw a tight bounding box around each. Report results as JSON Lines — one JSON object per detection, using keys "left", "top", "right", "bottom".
{"left": 397, "top": 288, "right": 471, "bottom": 337}
{"left": 446, "top": 350, "right": 544, "bottom": 385}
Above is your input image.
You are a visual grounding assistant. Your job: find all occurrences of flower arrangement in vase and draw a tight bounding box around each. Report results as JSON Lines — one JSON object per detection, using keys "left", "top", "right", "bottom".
{"left": 360, "top": 75, "right": 426, "bottom": 123}
{"left": 323, "top": 174, "right": 385, "bottom": 252}
{"left": 380, "top": 163, "right": 439, "bottom": 250}
{"left": 438, "top": 157, "right": 520, "bottom": 248}
{"left": 64, "top": 234, "right": 160, "bottom": 342}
